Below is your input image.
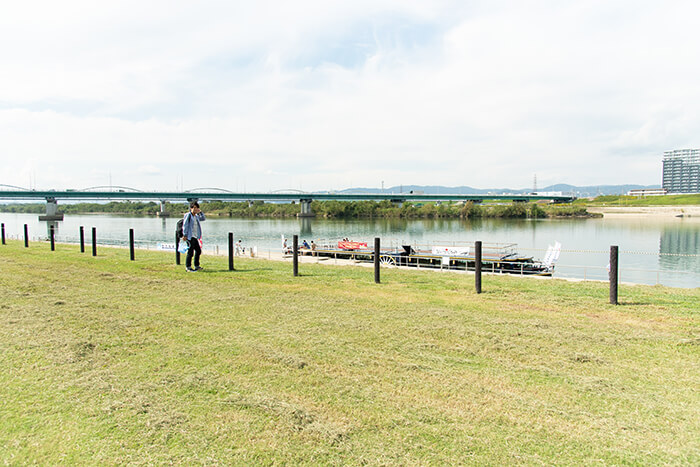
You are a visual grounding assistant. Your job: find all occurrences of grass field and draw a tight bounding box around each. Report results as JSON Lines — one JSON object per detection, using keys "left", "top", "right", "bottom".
{"left": 576, "top": 193, "right": 700, "bottom": 206}
{"left": 0, "top": 241, "right": 698, "bottom": 465}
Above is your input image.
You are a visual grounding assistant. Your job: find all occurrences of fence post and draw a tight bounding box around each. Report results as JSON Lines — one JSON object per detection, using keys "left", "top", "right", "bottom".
{"left": 80, "top": 226, "right": 85, "bottom": 253}
{"left": 129, "top": 229, "right": 135, "bottom": 261}
{"left": 1, "top": 223, "right": 5, "bottom": 245}
{"left": 50, "top": 225, "right": 55, "bottom": 251}
{"left": 91, "top": 227, "right": 97, "bottom": 257}
{"left": 293, "top": 235, "right": 299, "bottom": 277}
{"left": 228, "top": 232, "right": 234, "bottom": 271}
{"left": 610, "top": 245, "right": 618, "bottom": 305}
{"left": 475, "top": 241, "right": 482, "bottom": 294}
{"left": 374, "top": 237, "right": 380, "bottom": 284}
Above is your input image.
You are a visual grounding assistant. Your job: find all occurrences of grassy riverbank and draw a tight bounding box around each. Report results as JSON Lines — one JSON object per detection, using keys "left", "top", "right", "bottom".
{"left": 1, "top": 200, "right": 592, "bottom": 219}
{"left": 576, "top": 193, "right": 700, "bottom": 207}
{"left": 1, "top": 242, "right": 698, "bottom": 464}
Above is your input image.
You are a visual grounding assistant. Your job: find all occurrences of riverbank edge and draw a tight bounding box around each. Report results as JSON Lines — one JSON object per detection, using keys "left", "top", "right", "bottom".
{"left": 0, "top": 201, "right": 596, "bottom": 219}
{"left": 587, "top": 205, "right": 700, "bottom": 218}
{"left": 7, "top": 238, "right": 691, "bottom": 290}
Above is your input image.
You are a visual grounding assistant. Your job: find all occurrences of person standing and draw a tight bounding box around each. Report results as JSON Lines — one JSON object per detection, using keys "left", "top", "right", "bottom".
{"left": 182, "top": 201, "right": 206, "bottom": 272}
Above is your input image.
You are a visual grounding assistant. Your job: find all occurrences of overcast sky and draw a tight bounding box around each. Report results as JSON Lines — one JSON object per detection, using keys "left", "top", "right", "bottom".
{"left": 1, "top": 0, "right": 698, "bottom": 192}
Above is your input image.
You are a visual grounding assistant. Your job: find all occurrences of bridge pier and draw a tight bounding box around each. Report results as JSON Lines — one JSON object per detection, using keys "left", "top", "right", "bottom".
{"left": 298, "top": 198, "right": 315, "bottom": 218}
{"left": 39, "top": 198, "right": 64, "bottom": 221}
{"left": 156, "top": 200, "right": 169, "bottom": 217}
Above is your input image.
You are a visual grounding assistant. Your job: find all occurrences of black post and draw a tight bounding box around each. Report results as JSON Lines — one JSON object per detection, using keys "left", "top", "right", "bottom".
{"left": 228, "top": 232, "right": 234, "bottom": 271}
{"left": 91, "top": 227, "right": 97, "bottom": 257}
{"left": 1, "top": 223, "right": 5, "bottom": 245}
{"left": 610, "top": 245, "right": 618, "bottom": 305}
{"left": 475, "top": 241, "right": 482, "bottom": 294}
{"left": 374, "top": 237, "right": 380, "bottom": 284}
{"left": 293, "top": 234, "right": 299, "bottom": 277}
{"left": 24, "top": 224, "right": 28, "bottom": 248}
{"left": 80, "top": 226, "right": 85, "bottom": 253}
{"left": 129, "top": 229, "right": 135, "bottom": 261}
{"left": 50, "top": 225, "right": 55, "bottom": 251}
{"left": 175, "top": 232, "right": 181, "bottom": 265}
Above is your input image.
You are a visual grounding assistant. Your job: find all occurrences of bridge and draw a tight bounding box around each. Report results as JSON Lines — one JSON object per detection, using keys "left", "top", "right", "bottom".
{"left": 0, "top": 188, "right": 576, "bottom": 219}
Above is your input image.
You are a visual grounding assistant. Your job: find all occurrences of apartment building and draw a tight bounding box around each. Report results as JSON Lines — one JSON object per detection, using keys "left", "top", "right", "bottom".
{"left": 662, "top": 149, "right": 700, "bottom": 193}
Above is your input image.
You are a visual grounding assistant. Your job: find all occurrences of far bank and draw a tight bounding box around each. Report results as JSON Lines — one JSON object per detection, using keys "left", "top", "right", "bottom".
{"left": 588, "top": 205, "right": 700, "bottom": 218}
{"left": 1, "top": 200, "right": 594, "bottom": 219}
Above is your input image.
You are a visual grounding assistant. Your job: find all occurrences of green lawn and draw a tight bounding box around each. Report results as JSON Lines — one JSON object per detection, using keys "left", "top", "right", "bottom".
{"left": 576, "top": 193, "right": 700, "bottom": 206}
{"left": 1, "top": 241, "right": 698, "bottom": 465}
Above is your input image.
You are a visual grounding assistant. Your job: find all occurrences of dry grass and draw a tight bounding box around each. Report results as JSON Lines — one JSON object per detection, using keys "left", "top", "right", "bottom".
{"left": 0, "top": 240, "right": 698, "bottom": 465}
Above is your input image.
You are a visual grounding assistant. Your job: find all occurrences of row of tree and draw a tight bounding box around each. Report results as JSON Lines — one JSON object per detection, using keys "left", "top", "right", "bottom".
{"left": 1, "top": 200, "right": 590, "bottom": 218}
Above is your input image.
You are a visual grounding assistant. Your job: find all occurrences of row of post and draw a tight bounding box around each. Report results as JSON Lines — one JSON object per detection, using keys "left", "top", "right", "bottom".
{"left": 5, "top": 223, "right": 101, "bottom": 257}
{"left": 284, "top": 234, "right": 619, "bottom": 302}
{"left": 0, "top": 222, "right": 621, "bottom": 304}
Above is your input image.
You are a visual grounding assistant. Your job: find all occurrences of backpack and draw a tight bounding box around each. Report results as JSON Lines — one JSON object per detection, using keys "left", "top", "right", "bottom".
{"left": 176, "top": 218, "right": 184, "bottom": 238}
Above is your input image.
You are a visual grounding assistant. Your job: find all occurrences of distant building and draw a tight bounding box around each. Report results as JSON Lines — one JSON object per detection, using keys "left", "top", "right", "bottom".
{"left": 532, "top": 191, "right": 563, "bottom": 197}
{"left": 663, "top": 149, "right": 700, "bottom": 194}
{"left": 628, "top": 188, "right": 667, "bottom": 197}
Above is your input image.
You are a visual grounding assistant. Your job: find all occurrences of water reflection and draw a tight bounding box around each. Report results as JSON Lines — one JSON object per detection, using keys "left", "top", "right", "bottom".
{"left": 299, "top": 217, "right": 313, "bottom": 236}
{"left": 659, "top": 224, "right": 700, "bottom": 273}
{"left": 46, "top": 220, "right": 60, "bottom": 238}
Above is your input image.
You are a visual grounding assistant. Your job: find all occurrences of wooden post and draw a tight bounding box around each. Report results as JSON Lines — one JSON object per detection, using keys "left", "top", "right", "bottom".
{"left": 228, "top": 232, "right": 234, "bottom": 271}
{"left": 91, "top": 227, "right": 97, "bottom": 257}
{"left": 610, "top": 245, "right": 618, "bottom": 305}
{"left": 129, "top": 229, "right": 135, "bottom": 261}
{"left": 374, "top": 237, "right": 380, "bottom": 284}
{"left": 293, "top": 234, "right": 299, "bottom": 277}
{"left": 80, "top": 226, "right": 85, "bottom": 253}
{"left": 24, "top": 224, "right": 28, "bottom": 248}
{"left": 50, "top": 225, "right": 55, "bottom": 251}
{"left": 1, "top": 223, "right": 5, "bottom": 245}
{"left": 475, "top": 241, "right": 482, "bottom": 294}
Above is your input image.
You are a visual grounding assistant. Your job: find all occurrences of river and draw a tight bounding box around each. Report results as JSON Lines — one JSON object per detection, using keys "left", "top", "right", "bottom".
{"left": 1, "top": 213, "right": 698, "bottom": 288}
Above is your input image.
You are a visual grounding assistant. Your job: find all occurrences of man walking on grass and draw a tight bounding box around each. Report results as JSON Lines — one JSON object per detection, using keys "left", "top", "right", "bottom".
{"left": 182, "top": 201, "right": 206, "bottom": 272}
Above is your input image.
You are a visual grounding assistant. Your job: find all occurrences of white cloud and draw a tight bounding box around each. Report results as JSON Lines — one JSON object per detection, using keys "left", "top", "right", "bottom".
{"left": 1, "top": 1, "right": 698, "bottom": 191}
{"left": 137, "top": 165, "right": 162, "bottom": 176}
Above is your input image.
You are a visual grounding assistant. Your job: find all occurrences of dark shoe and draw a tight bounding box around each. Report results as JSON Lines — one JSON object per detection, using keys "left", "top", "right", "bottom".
{"left": 186, "top": 267, "right": 195, "bottom": 272}
{"left": 194, "top": 266, "right": 204, "bottom": 271}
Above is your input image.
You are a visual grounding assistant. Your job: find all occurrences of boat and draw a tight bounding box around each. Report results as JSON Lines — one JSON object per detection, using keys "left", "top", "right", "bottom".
{"left": 289, "top": 238, "right": 561, "bottom": 277}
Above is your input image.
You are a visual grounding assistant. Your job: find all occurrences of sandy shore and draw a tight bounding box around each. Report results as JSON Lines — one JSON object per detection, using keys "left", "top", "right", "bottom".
{"left": 587, "top": 205, "right": 700, "bottom": 218}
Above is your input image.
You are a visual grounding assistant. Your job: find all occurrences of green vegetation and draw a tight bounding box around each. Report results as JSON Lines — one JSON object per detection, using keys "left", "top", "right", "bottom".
{"left": 2, "top": 193, "right": 696, "bottom": 220}
{"left": 1, "top": 200, "right": 592, "bottom": 219}
{"left": 0, "top": 201, "right": 166, "bottom": 215}
{"left": 576, "top": 193, "right": 700, "bottom": 206}
{"left": 1, "top": 242, "right": 698, "bottom": 464}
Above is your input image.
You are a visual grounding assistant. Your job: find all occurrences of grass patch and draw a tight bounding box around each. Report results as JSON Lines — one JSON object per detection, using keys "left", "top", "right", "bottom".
{"left": 577, "top": 193, "right": 700, "bottom": 206}
{"left": 1, "top": 241, "right": 698, "bottom": 464}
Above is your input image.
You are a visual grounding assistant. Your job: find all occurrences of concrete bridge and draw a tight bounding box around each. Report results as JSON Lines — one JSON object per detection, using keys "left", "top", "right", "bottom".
{"left": 0, "top": 187, "right": 576, "bottom": 219}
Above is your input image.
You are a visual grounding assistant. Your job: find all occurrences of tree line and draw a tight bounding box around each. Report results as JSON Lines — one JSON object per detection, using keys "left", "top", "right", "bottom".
{"left": 0, "top": 200, "right": 590, "bottom": 218}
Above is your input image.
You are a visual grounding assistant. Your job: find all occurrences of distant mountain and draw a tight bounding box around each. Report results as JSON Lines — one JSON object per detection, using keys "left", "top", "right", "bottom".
{"left": 338, "top": 184, "right": 661, "bottom": 197}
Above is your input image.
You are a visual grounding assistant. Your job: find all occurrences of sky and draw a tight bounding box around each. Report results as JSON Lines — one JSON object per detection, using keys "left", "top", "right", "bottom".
{"left": 1, "top": 0, "right": 699, "bottom": 192}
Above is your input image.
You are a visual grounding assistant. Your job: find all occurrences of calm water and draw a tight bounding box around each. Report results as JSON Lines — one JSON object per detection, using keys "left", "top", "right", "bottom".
{"left": 1, "top": 213, "right": 699, "bottom": 288}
